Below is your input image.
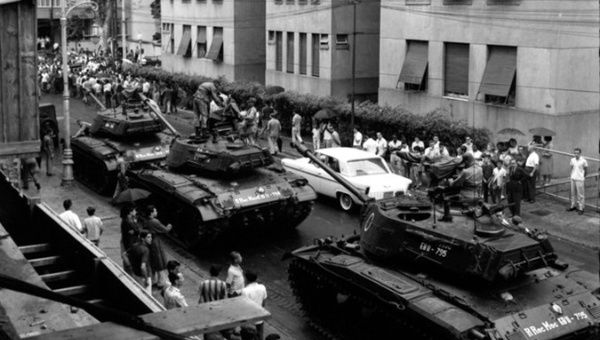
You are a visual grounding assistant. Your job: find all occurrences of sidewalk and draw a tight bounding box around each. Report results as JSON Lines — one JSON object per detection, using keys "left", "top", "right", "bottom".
{"left": 32, "top": 160, "right": 291, "bottom": 339}
{"left": 169, "top": 107, "right": 599, "bottom": 250}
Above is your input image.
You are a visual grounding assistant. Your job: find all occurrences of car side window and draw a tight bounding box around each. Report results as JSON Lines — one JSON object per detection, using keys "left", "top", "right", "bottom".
{"left": 328, "top": 157, "right": 340, "bottom": 173}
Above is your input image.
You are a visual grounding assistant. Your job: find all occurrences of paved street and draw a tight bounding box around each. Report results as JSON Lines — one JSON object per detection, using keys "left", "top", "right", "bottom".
{"left": 39, "top": 93, "right": 599, "bottom": 339}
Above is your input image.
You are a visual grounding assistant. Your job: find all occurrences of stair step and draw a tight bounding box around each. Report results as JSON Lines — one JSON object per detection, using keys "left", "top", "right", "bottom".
{"left": 54, "top": 284, "right": 90, "bottom": 296}
{"left": 19, "top": 243, "right": 52, "bottom": 255}
{"left": 85, "top": 299, "right": 104, "bottom": 305}
{"left": 29, "top": 255, "right": 62, "bottom": 267}
{"left": 40, "top": 270, "right": 77, "bottom": 283}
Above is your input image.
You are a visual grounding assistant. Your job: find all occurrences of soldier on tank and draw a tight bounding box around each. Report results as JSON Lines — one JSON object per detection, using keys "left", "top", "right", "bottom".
{"left": 193, "top": 82, "right": 223, "bottom": 138}
{"left": 439, "top": 153, "right": 483, "bottom": 222}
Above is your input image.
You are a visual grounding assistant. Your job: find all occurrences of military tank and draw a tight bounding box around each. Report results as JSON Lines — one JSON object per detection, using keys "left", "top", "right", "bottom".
{"left": 287, "top": 143, "right": 600, "bottom": 340}
{"left": 71, "top": 90, "right": 177, "bottom": 194}
{"left": 126, "top": 107, "right": 317, "bottom": 248}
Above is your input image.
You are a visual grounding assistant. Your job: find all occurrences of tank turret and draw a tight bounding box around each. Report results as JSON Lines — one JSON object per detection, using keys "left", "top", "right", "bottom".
{"left": 71, "top": 90, "right": 177, "bottom": 194}
{"left": 287, "top": 142, "right": 600, "bottom": 339}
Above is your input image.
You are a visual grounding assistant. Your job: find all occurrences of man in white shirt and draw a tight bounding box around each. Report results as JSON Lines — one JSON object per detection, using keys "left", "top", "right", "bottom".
{"left": 524, "top": 144, "right": 539, "bottom": 203}
{"left": 352, "top": 128, "right": 363, "bottom": 149}
{"left": 567, "top": 148, "right": 588, "bottom": 214}
{"left": 58, "top": 199, "right": 83, "bottom": 233}
{"left": 291, "top": 112, "right": 303, "bottom": 144}
{"left": 241, "top": 271, "right": 267, "bottom": 340}
{"left": 375, "top": 132, "right": 387, "bottom": 157}
{"left": 462, "top": 136, "right": 474, "bottom": 154}
{"left": 362, "top": 133, "right": 377, "bottom": 155}
{"left": 411, "top": 137, "right": 424, "bottom": 152}
{"left": 163, "top": 271, "right": 188, "bottom": 310}
{"left": 83, "top": 206, "right": 103, "bottom": 246}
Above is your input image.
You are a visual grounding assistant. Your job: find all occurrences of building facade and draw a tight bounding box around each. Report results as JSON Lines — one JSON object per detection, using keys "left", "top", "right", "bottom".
{"left": 124, "top": 0, "right": 161, "bottom": 57}
{"left": 380, "top": 0, "right": 599, "bottom": 173}
{"left": 266, "top": 0, "right": 380, "bottom": 100}
{"left": 161, "top": 0, "right": 266, "bottom": 82}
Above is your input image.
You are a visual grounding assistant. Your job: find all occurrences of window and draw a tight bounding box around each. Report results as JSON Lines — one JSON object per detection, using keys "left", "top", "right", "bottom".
{"left": 312, "top": 34, "right": 320, "bottom": 77}
{"left": 479, "top": 45, "right": 516, "bottom": 105}
{"left": 299, "top": 33, "right": 307, "bottom": 75}
{"left": 335, "top": 34, "right": 349, "bottom": 50}
{"left": 206, "top": 27, "right": 223, "bottom": 61}
{"left": 268, "top": 31, "right": 275, "bottom": 45}
{"left": 406, "top": 0, "right": 431, "bottom": 4}
{"left": 287, "top": 32, "right": 295, "bottom": 73}
{"left": 197, "top": 26, "right": 207, "bottom": 58}
{"left": 444, "top": 43, "right": 469, "bottom": 97}
{"left": 275, "top": 31, "right": 283, "bottom": 71}
{"left": 320, "top": 34, "right": 329, "bottom": 50}
{"left": 398, "top": 40, "right": 428, "bottom": 91}
{"left": 170, "top": 24, "right": 175, "bottom": 54}
{"left": 443, "top": 0, "right": 473, "bottom": 4}
{"left": 177, "top": 25, "right": 192, "bottom": 58}
{"left": 162, "top": 23, "right": 173, "bottom": 54}
{"left": 286, "top": 0, "right": 295, "bottom": 4}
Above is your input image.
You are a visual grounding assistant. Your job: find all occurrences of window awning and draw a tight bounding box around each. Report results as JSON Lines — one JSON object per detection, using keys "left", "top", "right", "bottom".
{"left": 197, "top": 28, "right": 207, "bottom": 44}
{"left": 176, "top": 28, "right": 192, "bottom": 56}
{"left": 398, "top": 41, "right": 428, "bottom": 85}
{"left": 479, "top": 46, "right": 516, "bottom": 97}
{"left": 444, "top": 43, "right": 469, "bottom": 95}
{"left": 206, "top": 30, "right": 223, "bottom": 61}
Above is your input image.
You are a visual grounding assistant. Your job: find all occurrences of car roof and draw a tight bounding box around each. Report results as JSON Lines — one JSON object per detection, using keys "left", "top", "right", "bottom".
{"left": 315, "top": 147, "right": 380, "bottom": 162}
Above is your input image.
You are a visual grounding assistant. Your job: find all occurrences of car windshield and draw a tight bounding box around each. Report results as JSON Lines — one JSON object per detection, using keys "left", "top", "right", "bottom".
{"left": 343, "top": 158, "right": 389, "bottom": 177}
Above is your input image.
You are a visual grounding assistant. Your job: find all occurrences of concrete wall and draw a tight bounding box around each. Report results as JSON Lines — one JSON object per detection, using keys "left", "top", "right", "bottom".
{"left": 266, "top": 0, "right": 380, "bottom": 99}
{"left": 161, "top": 0, "right": 265, "bottom": 82}
{"left": 379, "top": 0, "right": 599, "bottom": 176}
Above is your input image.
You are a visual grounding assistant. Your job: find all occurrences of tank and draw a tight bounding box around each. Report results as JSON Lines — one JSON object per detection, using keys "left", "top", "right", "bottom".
{"left": 127, "top": 112, "right": 317, "bottom": 248}
{"left": 71, "top": 91, "right": 177, "bottom": 194}
{"left": 287, "top": 143, "right": 600, "bottom": 340}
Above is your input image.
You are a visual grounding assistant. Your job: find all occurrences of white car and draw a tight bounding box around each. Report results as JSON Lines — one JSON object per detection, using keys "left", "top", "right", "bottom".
{"left": 281, "top": 147, "right": 412, "bottom": 211}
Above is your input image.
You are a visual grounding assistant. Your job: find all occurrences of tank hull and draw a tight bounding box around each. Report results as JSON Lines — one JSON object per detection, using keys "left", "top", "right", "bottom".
{"left": 288, "top": 242, "right": 600, "bottom": 340}
{"left": 127, "top": 168, "right": 317, "bottom": 247}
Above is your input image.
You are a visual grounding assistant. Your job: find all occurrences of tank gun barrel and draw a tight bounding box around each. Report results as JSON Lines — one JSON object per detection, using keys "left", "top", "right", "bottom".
{"left": 292, "top": 142, "right": 372, "bottom": 204}
{"left": 138, "top": 93, "right": 180, "bottom": 137}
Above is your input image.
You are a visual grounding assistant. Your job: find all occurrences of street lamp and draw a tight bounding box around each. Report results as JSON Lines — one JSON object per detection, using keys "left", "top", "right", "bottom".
{"left": 60, "top": 0, "right": 98, "bottom": 186}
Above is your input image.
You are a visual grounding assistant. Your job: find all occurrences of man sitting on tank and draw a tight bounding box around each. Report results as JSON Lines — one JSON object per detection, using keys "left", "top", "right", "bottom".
{"left": 439, "top": 153, "right": 483, "bottom": 222}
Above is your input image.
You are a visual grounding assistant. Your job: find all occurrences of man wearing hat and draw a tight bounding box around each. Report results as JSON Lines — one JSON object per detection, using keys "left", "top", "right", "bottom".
{"left": 440, "top": 153, "right": 483, "bottom": 222}
{"left": 263, "top": 112, "right": 281, "bottom": 155}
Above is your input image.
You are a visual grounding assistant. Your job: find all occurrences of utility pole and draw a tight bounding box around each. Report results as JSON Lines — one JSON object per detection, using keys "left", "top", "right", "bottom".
{"left": 350, "top": 0, "right": 359, "bottom": 133}
{"left": 121, "top": 0, "right": 126, "bottom": 59}
{"left": 60, "top": 0, "right": 73, "bottom": 186}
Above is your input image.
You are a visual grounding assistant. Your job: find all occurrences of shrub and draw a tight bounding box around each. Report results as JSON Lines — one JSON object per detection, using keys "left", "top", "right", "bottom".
{"left": 126, "top": 66, "right": 490, "bottom": 149}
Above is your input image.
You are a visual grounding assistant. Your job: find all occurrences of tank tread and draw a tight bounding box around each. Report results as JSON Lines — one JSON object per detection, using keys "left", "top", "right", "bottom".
{"left": 288, "top": 258, "right": 439, "bottom": 340}
{"left": 282, "top": 201, "right": 314, "bottom": 229}
{"left": 72, "top": 144, "right": 116, "bottom": 195}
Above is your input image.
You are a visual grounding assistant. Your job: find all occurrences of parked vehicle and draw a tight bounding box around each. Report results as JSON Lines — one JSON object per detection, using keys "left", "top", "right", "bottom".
{"left": 282, "top": 147, "right": 411, "bottom": 211}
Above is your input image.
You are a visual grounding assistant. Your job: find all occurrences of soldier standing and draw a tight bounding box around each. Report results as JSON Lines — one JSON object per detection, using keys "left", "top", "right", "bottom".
{"left": 193, "top": 82, "right": 223, "bottom": 137}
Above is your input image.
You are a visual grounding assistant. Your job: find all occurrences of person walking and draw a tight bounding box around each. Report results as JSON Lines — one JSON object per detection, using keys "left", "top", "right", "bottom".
{"left": 539, "top": 136, "right": 554, "bottom": 185}
{"left": 291, "top": 111, "right": 303, "bottom": 144}
{"left": 375, "top": 132, "right": 387, "bottom": 158}
{"left": 264, "top": 113, "right": 281, "bottom": 155}
{"left": 198, "top": 265, "right": 228, "bottom": 303}
{"left": 226, "top": 251, "right": 245, "bottom": 297}
{"left": 124, "top": 231, "right": 153, "bottom": 293}
{"left": 567, "top": 148, "right": 588, "bottom": 215}
{"left": 523, "top": 144, "right": 539, "bottom": 203}
{"left": 505, "top": 158, "right": 528, "bottom": 217}
{"left": 241, "top": 271, "right": 267, "bottom": 340}
{"left": 141, "top": 205, "right": 172, "bottom": 288}
{"left": 82, "top": 206, "right": 103, "bottom": 246}
{"left": 59, "top": 199, "right": 83, "bottom": 233}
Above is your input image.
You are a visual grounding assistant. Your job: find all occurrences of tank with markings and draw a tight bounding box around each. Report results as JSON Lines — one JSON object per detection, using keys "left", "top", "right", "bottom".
{"left": 71, "top": 91, "right": 177, "bottom": 194}
{"left": 127, "top": 108, "right": 316, "bottom": 248}
{"left": 286, "top": 143, "right": 600, "bottom": 340}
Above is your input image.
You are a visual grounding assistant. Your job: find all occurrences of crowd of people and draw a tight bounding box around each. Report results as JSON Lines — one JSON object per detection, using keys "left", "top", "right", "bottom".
{"left": 56, "top": 197, "right": 271, "bottom": 340}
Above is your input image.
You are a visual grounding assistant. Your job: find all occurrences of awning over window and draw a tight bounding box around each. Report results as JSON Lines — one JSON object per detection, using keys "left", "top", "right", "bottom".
{"left": 176, "top": 28, "right": 192, "bottom": 56}
{"left": 206, "top": 30, "right": 223, "bottom": 61}
{"left": 479, "top": 46, "right": 517, "bottom": 97}
{"left": 445, "top": 43, "right": 469, "bottom": 95}
{"left": 398, "top": 41, "right": 428, "bottom": 85}
{"left": 197, "top": 29, "right": 207, "bottom": 44}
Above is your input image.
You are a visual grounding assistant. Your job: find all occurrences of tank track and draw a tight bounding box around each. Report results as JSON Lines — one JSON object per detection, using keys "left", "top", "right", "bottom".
{"left": 72, "top": 144, "right": 116, "bottom": 195}
{"left": 280, "top": 201, "right": 314, "bottom": 230}
{"left": 288, "top": 258, "right": 440, "bottom": 340}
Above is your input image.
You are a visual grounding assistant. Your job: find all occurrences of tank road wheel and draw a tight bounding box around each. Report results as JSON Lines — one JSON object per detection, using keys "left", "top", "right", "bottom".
{"left": 338, "top": 193, "right": 354, "bottom": 212}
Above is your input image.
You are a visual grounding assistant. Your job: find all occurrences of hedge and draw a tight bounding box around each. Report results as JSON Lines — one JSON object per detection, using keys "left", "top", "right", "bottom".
{"left": 127, "top": 65, "right": 490, "bottom": 150}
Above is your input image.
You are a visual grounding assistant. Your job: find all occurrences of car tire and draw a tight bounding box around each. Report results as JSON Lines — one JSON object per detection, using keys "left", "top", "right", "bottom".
{"left": 338, "top": 193, "right": 354, "bottom": 212}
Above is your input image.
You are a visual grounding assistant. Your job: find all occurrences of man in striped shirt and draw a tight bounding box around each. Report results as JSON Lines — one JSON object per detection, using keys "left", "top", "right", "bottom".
{"left": 198, "top": 265, "right": 227, "bottom": 303}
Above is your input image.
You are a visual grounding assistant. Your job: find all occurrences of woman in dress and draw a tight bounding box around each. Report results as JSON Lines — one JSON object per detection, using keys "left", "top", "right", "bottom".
{"left": 539, "top": 136, "right": 553, "bottom": 185}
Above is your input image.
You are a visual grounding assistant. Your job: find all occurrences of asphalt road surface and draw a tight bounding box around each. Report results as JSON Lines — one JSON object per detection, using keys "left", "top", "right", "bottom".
{"left": 45, "top": 94, "right": 599, "bottom": 339}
